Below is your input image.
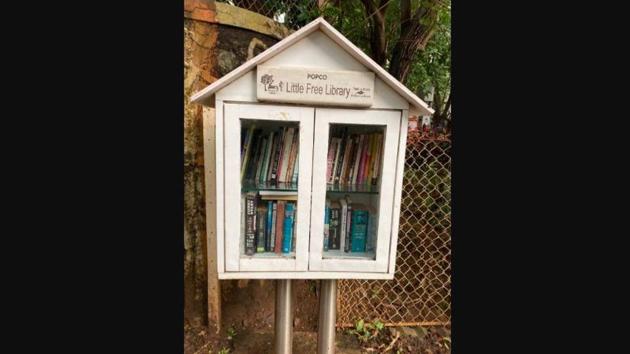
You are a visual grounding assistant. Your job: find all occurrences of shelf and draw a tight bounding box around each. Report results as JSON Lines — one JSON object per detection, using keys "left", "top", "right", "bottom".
{"left": 242, "top": 181, "right": 298, "bottom": 192}
{"left": 322, "top": 250, "right": 376, "bottom": 260}
{"left": 326, "top": 184, "right": 380, "bottom": 194}
{"left": 241, "top": 252, "right": 296, "bottom": 259}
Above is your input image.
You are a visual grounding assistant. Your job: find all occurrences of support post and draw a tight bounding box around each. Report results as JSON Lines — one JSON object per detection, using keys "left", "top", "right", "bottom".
{"left": 275, "top": 279, "right": 294, "bottom": 354}
{"left": 317, "top": 279, "right": 337, "bottom": 354}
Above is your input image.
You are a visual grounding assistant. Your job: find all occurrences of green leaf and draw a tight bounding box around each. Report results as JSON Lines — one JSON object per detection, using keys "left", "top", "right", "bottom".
{"left": 355, "top": 319, "right": 364, "bottom": 332}
{"left": 374, "top": 320, "right": 384, "bottom": 330}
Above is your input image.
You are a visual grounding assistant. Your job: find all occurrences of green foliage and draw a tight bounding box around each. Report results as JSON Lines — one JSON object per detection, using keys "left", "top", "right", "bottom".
{"left": 226, "top": 326, "right": 237, "bottom": 341}
{"left": 218, "top": 348, "right": 231, "bottom": 354}
{"left": 281, "top": 1, "right": 450, "bottom": 120}
{"left": 347, "top": 319, "right": 385, "bottom": 343}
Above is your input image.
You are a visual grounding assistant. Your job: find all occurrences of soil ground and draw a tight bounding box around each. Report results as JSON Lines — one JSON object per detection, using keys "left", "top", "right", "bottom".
{"left": 184, "top": 323, "right": 451, "bottom": 354}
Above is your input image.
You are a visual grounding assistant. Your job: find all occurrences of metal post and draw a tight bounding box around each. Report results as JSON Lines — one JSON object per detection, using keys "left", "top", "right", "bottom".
{"left": 317, "top": 279, "right": 337, "bottom": 354}
{"left": 275, "top": 279, "right": 294, "bottom": 354}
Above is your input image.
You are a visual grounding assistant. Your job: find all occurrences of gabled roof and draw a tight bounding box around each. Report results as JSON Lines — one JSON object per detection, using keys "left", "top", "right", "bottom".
{"left": 190, "top": 17, "right": 434, "bottom": 116}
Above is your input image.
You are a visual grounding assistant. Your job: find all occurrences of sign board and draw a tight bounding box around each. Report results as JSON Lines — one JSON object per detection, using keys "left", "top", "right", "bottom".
{"left": 257, "top": 66, "right": 374, "bottom": 107}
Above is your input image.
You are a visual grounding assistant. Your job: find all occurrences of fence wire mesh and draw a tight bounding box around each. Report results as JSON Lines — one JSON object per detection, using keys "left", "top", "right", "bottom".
{"left": 337, "top": 128, "right": 451, "bottom": 327}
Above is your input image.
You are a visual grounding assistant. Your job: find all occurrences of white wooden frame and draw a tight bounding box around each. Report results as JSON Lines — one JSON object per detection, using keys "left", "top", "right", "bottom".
{"left": 309, "top": 108, "right": 401, "bottom": 273}
{"left": 224, "top": 103, "right": 314, "bottom": 272}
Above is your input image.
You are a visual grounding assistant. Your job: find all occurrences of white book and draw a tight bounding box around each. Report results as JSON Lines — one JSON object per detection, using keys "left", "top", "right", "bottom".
{"left": 339, "top": 198, "right": 348, "bottom": 251}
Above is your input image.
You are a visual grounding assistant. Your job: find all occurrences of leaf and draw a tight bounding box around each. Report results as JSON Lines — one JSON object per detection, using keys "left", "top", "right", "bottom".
{"left": 374, "top": 320, "right": 384, "bottom": 330}
{"left": 356, "top": 319, "right": 364, "bottom": 332}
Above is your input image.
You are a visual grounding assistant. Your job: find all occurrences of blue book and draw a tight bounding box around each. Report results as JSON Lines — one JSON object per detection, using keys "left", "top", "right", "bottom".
{"left": 323, "top": 201, "right": 330, "bottom": 251}
{"left": 350, "top": 208, "right": 369, "bottom": 252}
{"left": 282, "top": 203, "right": 295, "bottom": 253}
{"left": 265, "top": 201, "right": 274, "bottom": 251}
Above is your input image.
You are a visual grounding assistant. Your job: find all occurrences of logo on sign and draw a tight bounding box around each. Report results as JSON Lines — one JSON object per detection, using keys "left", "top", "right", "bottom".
{"left": 260, "top": 74, "right": 283, "bottom": 94}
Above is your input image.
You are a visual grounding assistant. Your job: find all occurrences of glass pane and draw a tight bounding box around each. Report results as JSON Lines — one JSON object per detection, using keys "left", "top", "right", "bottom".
{"left": 322, "top": 124, "right": 385, "bottom": 260}
{"left": 240, "top": 119, "right": 299, "bottom": 259}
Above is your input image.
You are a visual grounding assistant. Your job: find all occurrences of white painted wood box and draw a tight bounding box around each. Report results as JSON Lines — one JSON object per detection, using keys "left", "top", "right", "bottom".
{"left": 191, "top": 18, "right": 433, "bottom": 280}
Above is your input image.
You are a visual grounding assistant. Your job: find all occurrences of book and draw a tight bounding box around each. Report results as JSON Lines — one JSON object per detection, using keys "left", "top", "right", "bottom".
{"left": 269, "top": 201, "right": 277, "bottom": 252}
{"left": 244, "top": 192, "right": 257, "bottom": 255}
{"left": 339, "top": 198, "right": 348, "bottom": 252}
{"left": 245, "top": 132, "right": 262, "bottom": 181}
{"left": 323, "top": 200, "right": 331, "bottom": 251}
{"left": 326, "top": 138, "right": 338, "bottom": 183}
{"left": 291, "top": 157, "right": 299, "bottom": 184}
{"left": 344, "top": 196, "right": 352, "bottom": 252}
{"left": 334, "top": 130, "right": 347, "bottom": 183}
{"left": 366, "top": 207, "right": 377, "bottom": 252}
{"left": 270, "top": 129, "right": 284, "bottom": 184}
{"left": 282, "top": 202, "right": 295, "bottom": 253}
{"left": 340, "top": 135, "right": 354, "bottom": 184}
{"left": 285, "top": 130, "right": 300, "bottom": 182}
{"left": 266, "top": 200, "right": 274, "bottom": 251}
{"left": 275, "top": 201, "right": 286, "bottom": 254}
{"left": 256, "top": 204, "right": 266, "bottom": 253}
{"left": 240, "top": 125, "right": 255, "bottom": 181}
{"left": 358, "top": 134, "right": 369, "bottom": 184}
{"left": 371, "top": 134, "right": 382, "bottom": 185}
{"left": 350, "top": 207, "right": 369, "bottom": 252}
{"left": 261, "top": 131, "right": 274, "bottom": 184}
{"left": 279, "top": 127, "right": 295, "bottom": 182}
{"left": 351, "top": 135, "right": 363, "bottom": 184}
{"left": 254, "top": 137, "right": 267, "bottom": 183}
{"left": 328, "top": 203, "right": 341, "bottom": 250}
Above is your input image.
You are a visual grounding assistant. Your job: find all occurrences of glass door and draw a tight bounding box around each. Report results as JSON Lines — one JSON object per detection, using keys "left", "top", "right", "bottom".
{"left": 224, "top": 103, "right": 314, "bottom": 272}
{"left": 309, "top": 108, "right": 401, "bottom": 273}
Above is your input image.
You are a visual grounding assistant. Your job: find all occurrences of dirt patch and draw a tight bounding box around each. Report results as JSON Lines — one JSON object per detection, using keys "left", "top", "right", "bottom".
{"left": 185, "top": 324, "right": 450, "bottom": 353}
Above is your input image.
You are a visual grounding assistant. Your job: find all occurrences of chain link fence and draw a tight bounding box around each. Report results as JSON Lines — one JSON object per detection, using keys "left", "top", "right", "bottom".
{"left": 337, "top": 128, "right": 451, "bottom": 327}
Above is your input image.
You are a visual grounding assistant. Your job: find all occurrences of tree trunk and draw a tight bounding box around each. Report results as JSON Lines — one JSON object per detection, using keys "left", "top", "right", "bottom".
{"left": 389, "top": 0, "right": 440, "bottom": 83}
{"left": 361, "top": 0, "right": 390, "bottom": 66}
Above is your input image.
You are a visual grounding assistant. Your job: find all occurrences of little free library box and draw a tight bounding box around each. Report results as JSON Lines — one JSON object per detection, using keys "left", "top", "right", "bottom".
{"left": 191, "top": 18, "right": 433, "bottom": 280}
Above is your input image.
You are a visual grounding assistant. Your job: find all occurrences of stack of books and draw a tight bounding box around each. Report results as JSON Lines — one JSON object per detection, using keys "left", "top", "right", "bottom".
{"left": 244, "top": 191, "right": 297, "bottom": 256}
{"left": 326, "top": 129, "right": 383, "bottom": 186}
{"left": 241, "top": 125, "right": 300, "bottom": 186}
{"left": 323, "top": 196, "right": 376, "bottom": 253}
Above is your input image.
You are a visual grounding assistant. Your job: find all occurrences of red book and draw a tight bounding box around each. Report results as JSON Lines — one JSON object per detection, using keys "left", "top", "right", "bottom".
{"left": 275, "top": 201, "right": 286, "bottom": 254}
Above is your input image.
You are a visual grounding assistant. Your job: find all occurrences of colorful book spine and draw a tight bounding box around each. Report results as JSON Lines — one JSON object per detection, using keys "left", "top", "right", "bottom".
{"left": 291, "top": 157, "right": 299, "bottom": 184}
{"left": 279, "top": 127, "right": 294, "bottom": 182}
{"left": 329, "top": 206, "right": 340, "bottom": 250}
{"left": 326, "top": 139, "right": 337, "bottom": 183}
{"left": 282, "top": 202, "right": 295, "bottom": 253}
{"left": 285, "top": 130, "right": 299, "bottom": 183}
{"left": 254, "top": 137, "right": 267, "bottom": 184}
{"left": 244, "top": 192, "right": 257, "bottom": 255}
{"left": 261, "top": 131, "right": 274, "bottom": 184}
{"left": 350, "top": 209, "right": 369, "bottom": 252}
{"left": 323, "top": 200, "right": 331, "bottom": 251}
{"left": 344, "top": 199, "right": 352, "bottom": 252}
{"left": 339, "top": 198, "right": 347, "bottom": 251}
{"left": 334, "top": 131, "right": 347, "bottom": 183}
{"left": 275, "top": 201, "right": 285, "bottom": 254}
{"left": 266, "top": 200, "right": 273, "bottom": 251}
{"left": 269, "top": 201, "right": 277, "bottom": 252}
{"left": 270, "top": 129, "right": 284, "bottom": 184}
{"left": 256, "top": 204, "right": 266, "bottom": 253}
{"left": 240, "top": 125, "right": 255, "bottom": 181}
{"left": 371, "top": 134, "right": 382, "bottom": 185}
